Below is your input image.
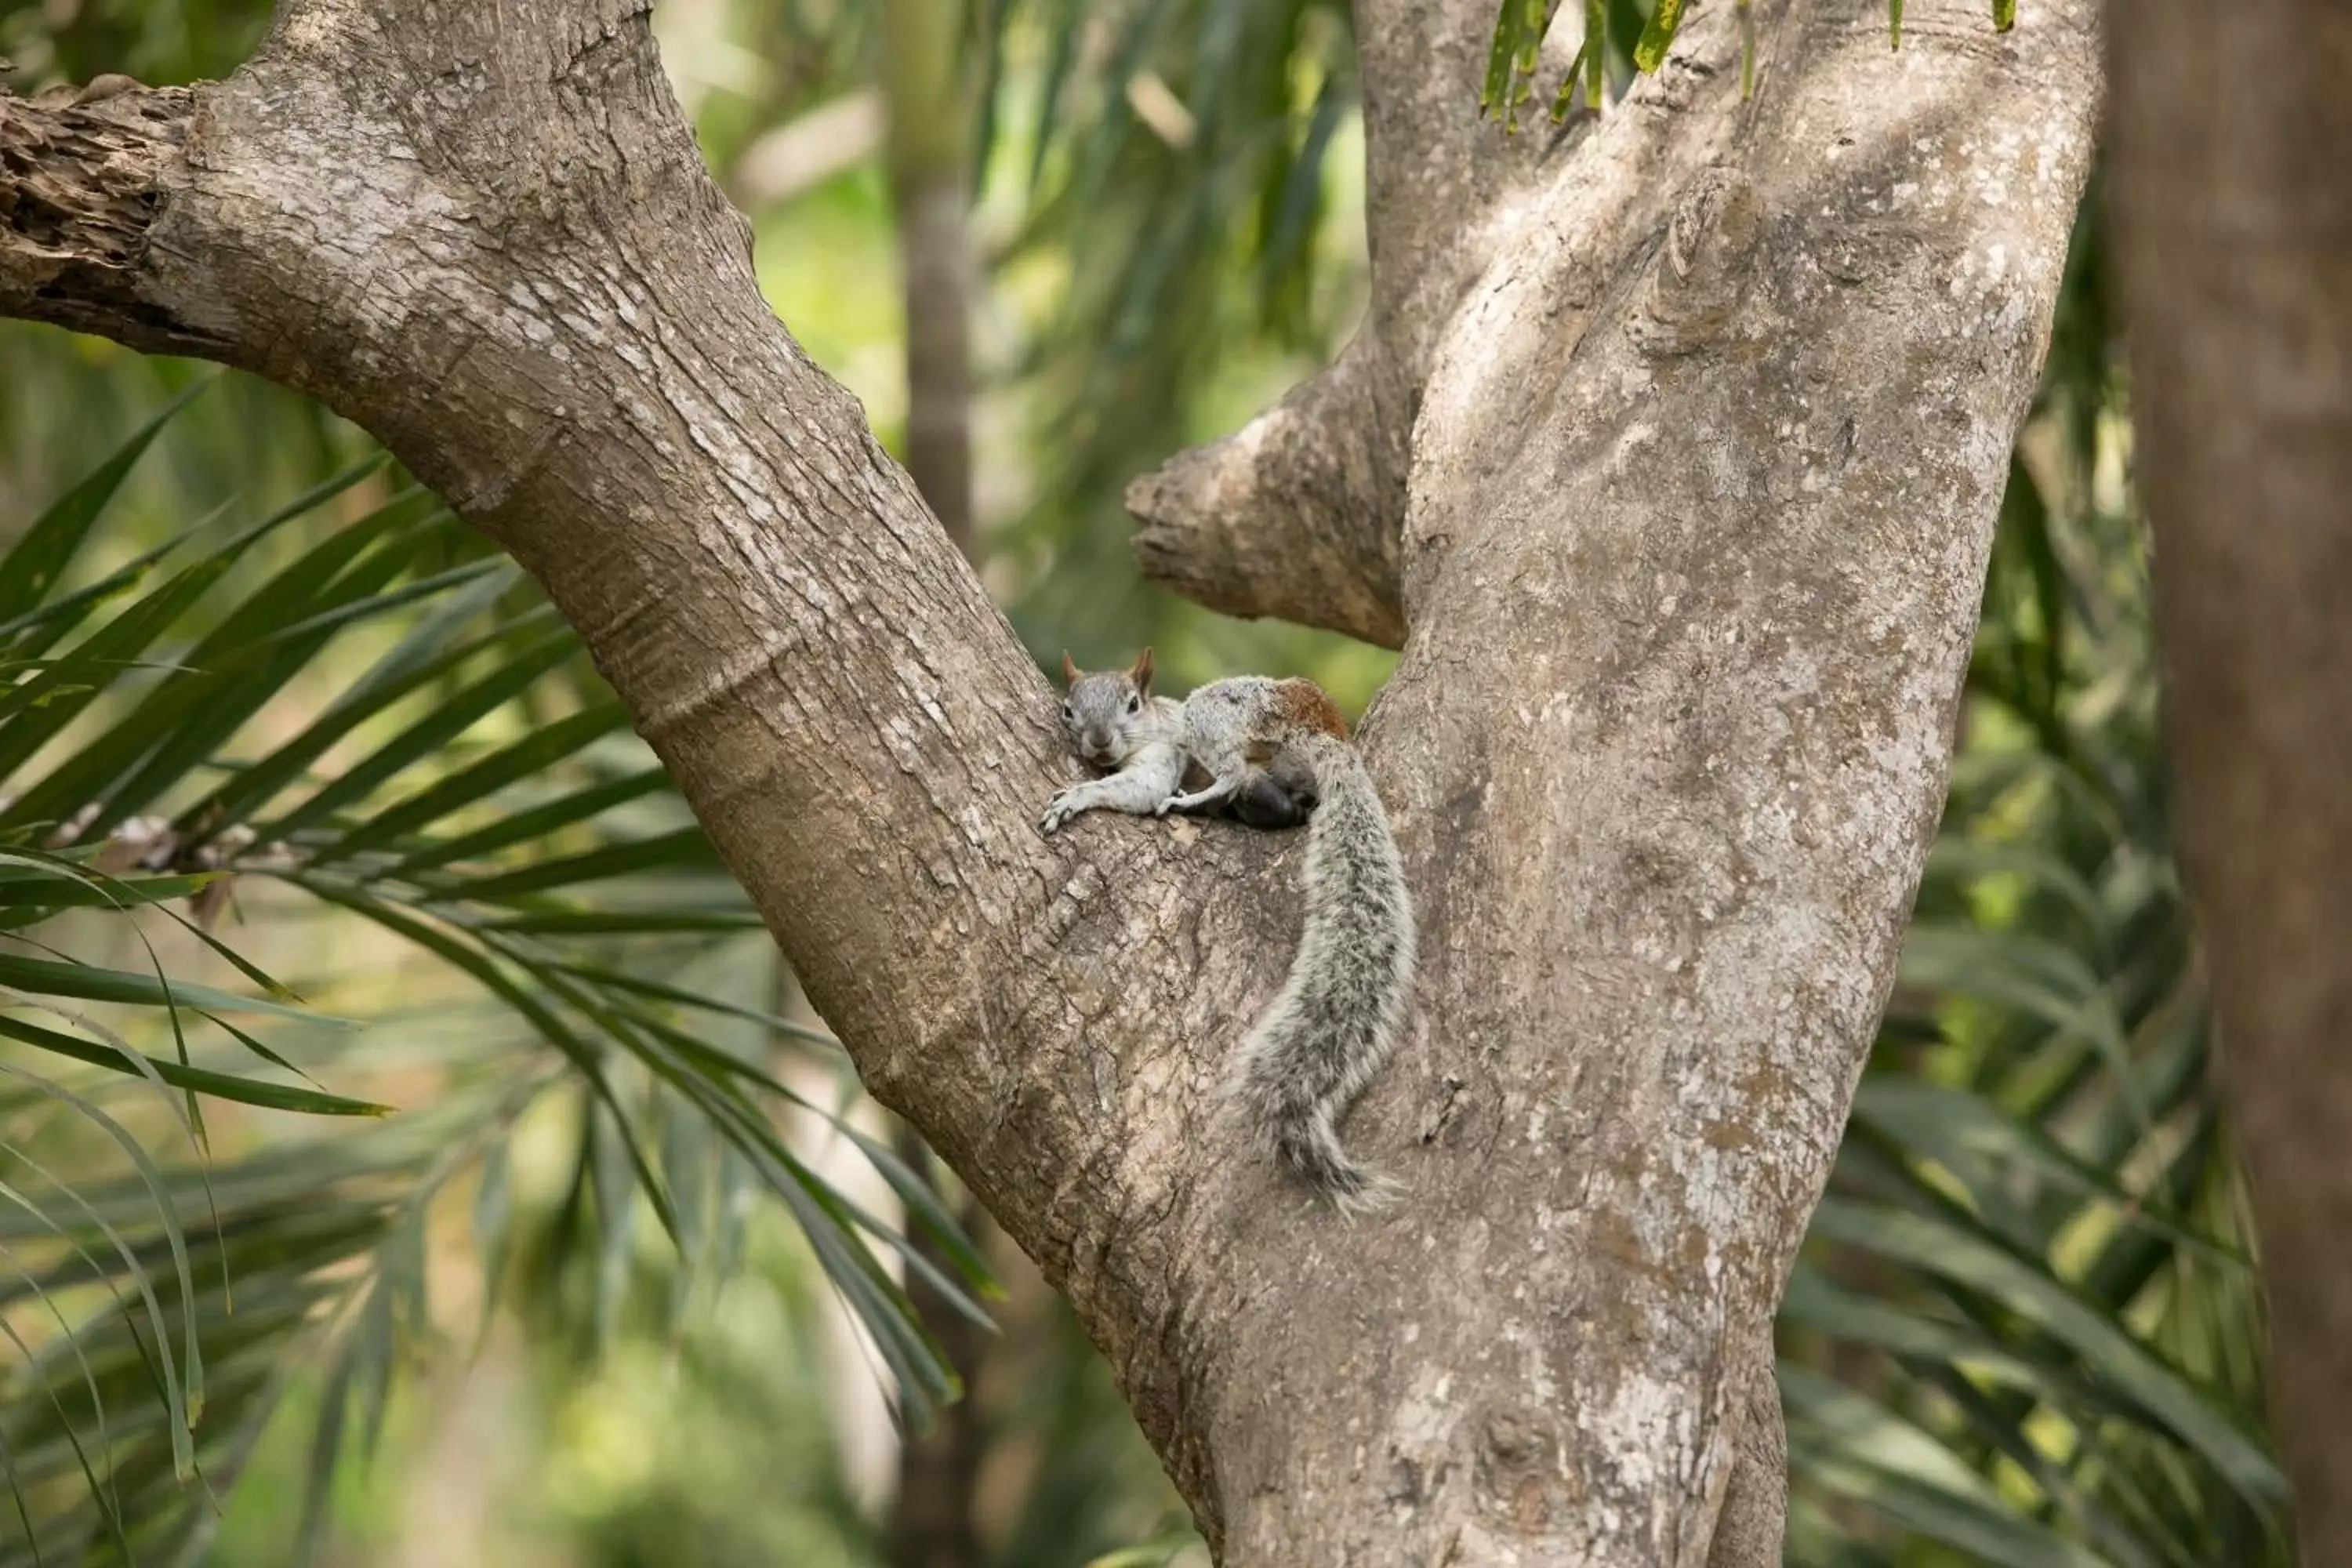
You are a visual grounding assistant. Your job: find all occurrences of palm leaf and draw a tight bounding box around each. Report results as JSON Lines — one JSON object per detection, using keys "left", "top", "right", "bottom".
{"left": 0, "top": 410, "right": 985, "bottom": 1559}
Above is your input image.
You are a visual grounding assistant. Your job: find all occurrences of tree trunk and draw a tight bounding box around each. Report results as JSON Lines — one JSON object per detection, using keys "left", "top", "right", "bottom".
{"left": 0, "top": 2, "right": 2098, "bottom": 1562}
{"left": 2110, "top": 5, "right": 2352, "bottom": 1558}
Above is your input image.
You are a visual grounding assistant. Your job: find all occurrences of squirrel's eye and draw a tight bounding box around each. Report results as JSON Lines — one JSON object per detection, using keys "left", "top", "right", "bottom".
{"left": 1126, "top": 695, "right": 1141, "bottom": 714}
{"left": 1061, "top": 702, "right": 1073, "bottom": 721}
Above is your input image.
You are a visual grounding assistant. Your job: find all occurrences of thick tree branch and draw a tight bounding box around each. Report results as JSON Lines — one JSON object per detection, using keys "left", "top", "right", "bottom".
{"left": 0, "top": 2, "right": 2101, "bottom": 1563}
{"left": 1198, "top": 6, "right": 2100, "bottom": 1558}
{"left": 0, "top": 80, "right": 213, "bottom": 356}
{"left": 1127, "top": 332, "right": 1411, "bottom": 647}
{"left": 2, "top": 7, "right": 1301, "bottom": 1543}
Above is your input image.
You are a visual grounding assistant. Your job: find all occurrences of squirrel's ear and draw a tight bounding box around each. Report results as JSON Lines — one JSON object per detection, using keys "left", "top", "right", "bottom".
{"left": 1061, "top": 651, "right": 1080, "bottom": 684}
{"left": 1130, "top": 647, "right": 1156, "bottom": 694}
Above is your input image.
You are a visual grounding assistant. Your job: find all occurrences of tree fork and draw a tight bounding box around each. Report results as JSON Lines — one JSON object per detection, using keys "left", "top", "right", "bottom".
{"left": 0, "top": 1, "right": 2100, "bottom": 1561}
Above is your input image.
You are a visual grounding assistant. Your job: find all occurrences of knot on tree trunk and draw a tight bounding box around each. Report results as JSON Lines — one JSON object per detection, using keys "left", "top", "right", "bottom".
{"left": 1629, "top": 166, "right": 1764, "bottom": 358}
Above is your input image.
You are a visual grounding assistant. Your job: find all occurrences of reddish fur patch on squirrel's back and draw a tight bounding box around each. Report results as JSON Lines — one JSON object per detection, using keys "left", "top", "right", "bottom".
{"left": 1272, "top": 679, "right": 1348, "bottom": 739}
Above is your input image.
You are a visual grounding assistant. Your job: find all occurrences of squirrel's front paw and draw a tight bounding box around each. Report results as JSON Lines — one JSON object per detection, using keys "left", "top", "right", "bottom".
{"left": 1039, "top": 792, "right": 1081, "bottom": 835}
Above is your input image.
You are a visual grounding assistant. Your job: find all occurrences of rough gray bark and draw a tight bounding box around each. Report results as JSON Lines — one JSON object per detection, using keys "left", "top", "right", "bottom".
{"left": 0, "top": 2, "right": 2097, "bottom": 1563}
{"left": 2111, "top": 5, "right": 2352, "bottom": 1559}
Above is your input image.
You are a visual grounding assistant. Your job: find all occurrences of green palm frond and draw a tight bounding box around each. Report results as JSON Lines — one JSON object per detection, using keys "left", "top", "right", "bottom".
{"left": 1481, "top": 0, "right": 2021, "bottom": 119}
{"left": 0, "top": 394, "right": 989, "bottom": 1559}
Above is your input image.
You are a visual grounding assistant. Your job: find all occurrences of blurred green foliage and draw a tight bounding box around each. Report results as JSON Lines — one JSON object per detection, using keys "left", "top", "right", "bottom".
{"left": 0, "top": 0, "right": 268, "bottom": 86}
{"left": 0, "top": 402, "right": 1015, "bottom": 1564}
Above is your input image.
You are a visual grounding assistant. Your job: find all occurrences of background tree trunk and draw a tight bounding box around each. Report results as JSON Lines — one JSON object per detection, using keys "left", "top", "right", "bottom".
{"left": 878, "top": 4, "right": 992, "bottom": 1555}
{"left": 0, "top": 1, "right": 2099, "bottom": 1560}
{"left": 881, "top": 0, "right": 977, "bottom": 561}
{"left": 2111, "top": 4, "right": 2352, "bottom": 1558}
{"left": 887, "top": 1132, "right": 990, "bottom": 1568}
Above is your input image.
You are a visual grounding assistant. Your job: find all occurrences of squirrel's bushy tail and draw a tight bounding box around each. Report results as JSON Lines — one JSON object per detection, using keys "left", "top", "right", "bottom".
{"left": 1232, "top": 732, "right": 1416, "bottom": 1212}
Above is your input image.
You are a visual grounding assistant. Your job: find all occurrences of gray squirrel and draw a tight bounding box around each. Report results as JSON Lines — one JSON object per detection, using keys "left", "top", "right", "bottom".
{"left": 1041, "top": 651, "right": 1417, "bottom": 1210}
{"left": 1040, "top": 648, "right": 1319, "bottom": 832}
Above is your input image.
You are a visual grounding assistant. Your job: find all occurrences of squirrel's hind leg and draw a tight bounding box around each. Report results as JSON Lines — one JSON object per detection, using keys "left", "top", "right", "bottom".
{"left": 1155, "top": 771, "right": 1243, "bottom": 817}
